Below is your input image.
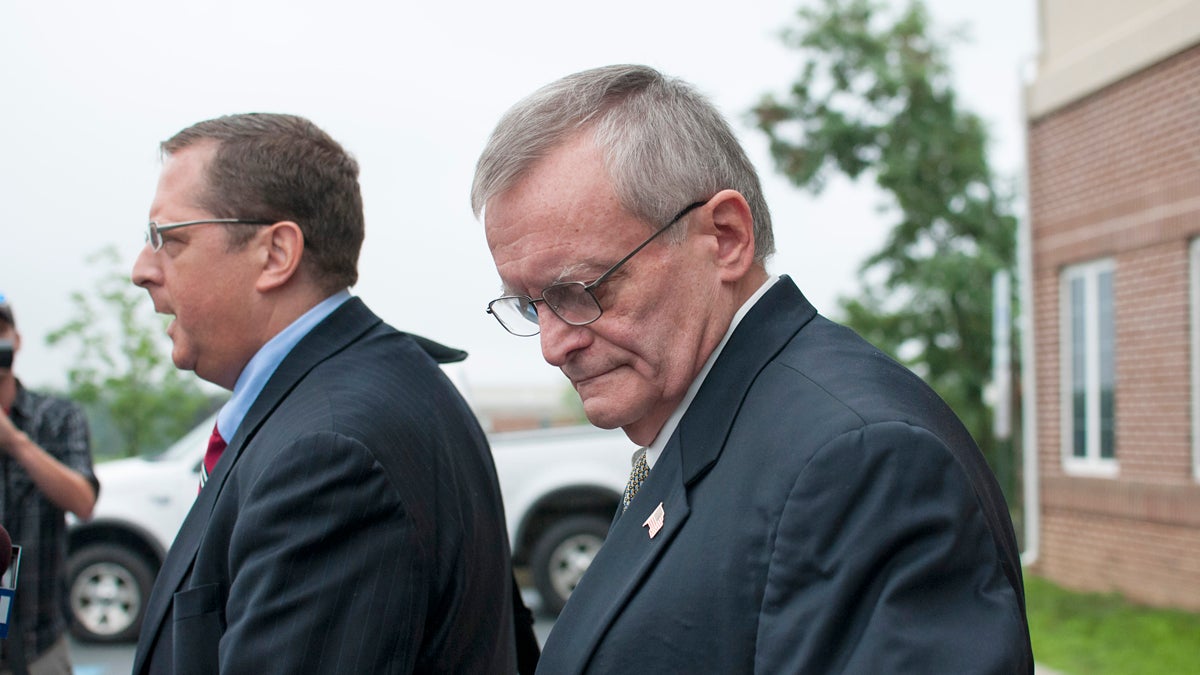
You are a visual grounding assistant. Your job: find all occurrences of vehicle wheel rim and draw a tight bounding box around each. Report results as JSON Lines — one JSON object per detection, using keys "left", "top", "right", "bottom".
{"left": 70, "top": 561, "right": 141, "bottom": 636}
{"left": 547, "top": 533, "right": 603, "bottom": 602}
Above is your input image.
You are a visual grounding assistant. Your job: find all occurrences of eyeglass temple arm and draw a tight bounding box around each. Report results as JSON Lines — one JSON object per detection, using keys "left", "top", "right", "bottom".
{"left": 585, "top": 201, "right": 707, "bottom": 290}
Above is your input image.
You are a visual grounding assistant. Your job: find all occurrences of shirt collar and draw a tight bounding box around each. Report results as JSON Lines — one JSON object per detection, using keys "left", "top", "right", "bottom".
{"left": 216, "top": 290, "right": 352, "bottom": 440}
{"left": 644, "top": 275, "right": 779, "bottom": 468}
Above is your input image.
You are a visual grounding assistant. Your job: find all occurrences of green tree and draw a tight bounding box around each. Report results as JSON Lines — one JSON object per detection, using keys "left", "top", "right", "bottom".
{"left": 752, "top": 0, "right": 1017, "bottom": 485}
{"left": 47, "top": 246, "right": 220, "bottom": 457}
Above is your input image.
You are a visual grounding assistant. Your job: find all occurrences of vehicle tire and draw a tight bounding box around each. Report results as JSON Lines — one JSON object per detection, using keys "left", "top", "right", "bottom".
{"left": 530, "top": 515, "right": 609, "bottom": 616}
{"left": 67, "top": 543, "right": 156, "bottom": 643}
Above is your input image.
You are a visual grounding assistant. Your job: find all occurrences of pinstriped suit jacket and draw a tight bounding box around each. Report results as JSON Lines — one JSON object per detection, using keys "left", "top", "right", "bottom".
{"left": 537, "top": 277, "right": 1033, "bottom": 674}
{"left": 133, "top": 298, "right": 521, "bottom": 674}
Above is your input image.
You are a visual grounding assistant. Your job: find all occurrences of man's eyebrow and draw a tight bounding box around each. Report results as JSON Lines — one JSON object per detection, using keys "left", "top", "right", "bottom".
{"left": 555, "top": 262, "right": 594, "bottom": 283}
{"left": 504, "top": 261, "right": 602, "bottom": 296}
{"left": 499, "top": 249, "right": 630, "bottom": 297}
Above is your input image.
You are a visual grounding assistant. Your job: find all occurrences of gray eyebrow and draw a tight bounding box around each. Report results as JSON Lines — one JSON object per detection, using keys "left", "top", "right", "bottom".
{"left": 500, "top": 260, "right": 606, "bottom": 298}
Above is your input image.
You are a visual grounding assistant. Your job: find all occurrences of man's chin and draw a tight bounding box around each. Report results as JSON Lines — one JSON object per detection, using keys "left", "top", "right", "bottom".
{"left": 579, "top": 397, "right": 631, "bottom": 431}
{"left": 581, "top": 394, "right": 667, "bottom": 446}
{"left": 169, "top": 348, "right": 196, "bottom": 374}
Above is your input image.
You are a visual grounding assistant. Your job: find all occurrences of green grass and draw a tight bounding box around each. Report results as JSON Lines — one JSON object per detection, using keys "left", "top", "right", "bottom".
{"left": 1026, "top": 574, "right": 1200, "bottom": 675}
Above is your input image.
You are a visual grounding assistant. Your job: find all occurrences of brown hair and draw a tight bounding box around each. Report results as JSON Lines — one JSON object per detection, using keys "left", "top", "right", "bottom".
{"left": 163, "top": 113, "right": 364, "bottom": 292}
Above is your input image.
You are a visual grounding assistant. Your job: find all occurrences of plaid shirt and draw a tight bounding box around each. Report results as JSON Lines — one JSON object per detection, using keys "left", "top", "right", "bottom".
{"left": 0, "top": 382, "right": 98, "bottom": 664}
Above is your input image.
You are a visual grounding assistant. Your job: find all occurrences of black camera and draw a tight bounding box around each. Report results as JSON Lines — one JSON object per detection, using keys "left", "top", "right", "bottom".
{"left": 0, "top": 339, "right": 12, "bottom": 370}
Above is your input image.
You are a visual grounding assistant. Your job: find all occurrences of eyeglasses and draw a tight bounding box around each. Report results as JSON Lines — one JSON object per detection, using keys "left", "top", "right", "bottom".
{"left": 487, "top": 200, "right": 707, "bottom": 337}
{"left": 145, "top": 219, "right": 275, "bottom": 251}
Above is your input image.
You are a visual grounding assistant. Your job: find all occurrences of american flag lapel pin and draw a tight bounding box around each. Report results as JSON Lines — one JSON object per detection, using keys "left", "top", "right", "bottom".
{"left": 643, "top": 502, "right": 665, "bottom": 539}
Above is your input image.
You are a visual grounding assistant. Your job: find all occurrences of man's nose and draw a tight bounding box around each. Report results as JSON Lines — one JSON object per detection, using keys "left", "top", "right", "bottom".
{"left": 538, "top": 310, "right": 589, "bottom": 367}
{"left": 130, "top": 245, "right": 160, "bottom": 288}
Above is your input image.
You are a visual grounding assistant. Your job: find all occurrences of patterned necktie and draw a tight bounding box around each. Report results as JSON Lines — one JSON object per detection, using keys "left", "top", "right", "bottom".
{"left": 199, "top": 423, "right": 226, "bottom": 492}
{"left": 622, "top": 449, "right": 650, "bottom": 512}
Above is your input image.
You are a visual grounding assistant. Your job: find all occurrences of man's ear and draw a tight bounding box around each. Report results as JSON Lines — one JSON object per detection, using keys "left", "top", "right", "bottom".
{"left": 256, "top": 221, "right": 305, "bottom": 292}
{"left": 706, "top": 189, "right": 756, "bottom": 282}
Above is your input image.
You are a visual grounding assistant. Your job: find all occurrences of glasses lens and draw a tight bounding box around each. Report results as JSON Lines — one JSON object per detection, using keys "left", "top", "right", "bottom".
{"left": 542, "top": 283, "right": 601, "bottom": 325}
{"left": 147, "top": 223, "right": 161, "bottom": 250}
{"left": 489, "top": 297, "right": 540, "bottom": 336}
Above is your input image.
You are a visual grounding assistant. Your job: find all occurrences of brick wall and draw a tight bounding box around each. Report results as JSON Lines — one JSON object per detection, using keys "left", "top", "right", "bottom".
{"left": 1027, "top": 42, "right": 1200, "bottom": 609}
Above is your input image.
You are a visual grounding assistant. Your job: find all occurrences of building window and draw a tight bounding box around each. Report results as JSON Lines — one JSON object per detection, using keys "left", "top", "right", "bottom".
{"left": 1061, "top": 259, "right": 1117, "bottom": 476}
{"left": 1192, "top": 240, "right": 1200, "bottom": 482}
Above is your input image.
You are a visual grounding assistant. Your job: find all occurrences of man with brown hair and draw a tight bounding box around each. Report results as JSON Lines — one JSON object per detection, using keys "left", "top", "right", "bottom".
{"left": 131, "top": 113, "right": 530, "bottom": 673}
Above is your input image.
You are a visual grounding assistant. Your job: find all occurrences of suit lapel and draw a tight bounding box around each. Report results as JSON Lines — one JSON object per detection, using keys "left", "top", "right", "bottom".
{"left": 132, "top": 438, "right": 224, "bottom": 672}
{"left": 540, "top": 434, "right": 691, "bottom": 675}
{"left": 226, "top": 298, "right": 381, "bottom": 459}
{"left": 220, "top": 302, "right": 462, "bottom": 467}
{"left": 133, "top": 298, "right": 382, "bottom": 672}
{"left": 677, "top": 276, "right": 815, "bottom": 485}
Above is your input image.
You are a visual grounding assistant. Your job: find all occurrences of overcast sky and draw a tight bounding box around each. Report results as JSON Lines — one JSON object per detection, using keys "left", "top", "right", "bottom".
{"left": 0, "top": 0, "right": 1035, "bottom": 397}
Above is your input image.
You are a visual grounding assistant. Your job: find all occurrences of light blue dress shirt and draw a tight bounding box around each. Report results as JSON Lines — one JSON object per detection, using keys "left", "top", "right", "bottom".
{"left": 214, "top": 289, "right": 352, "bottom": 442}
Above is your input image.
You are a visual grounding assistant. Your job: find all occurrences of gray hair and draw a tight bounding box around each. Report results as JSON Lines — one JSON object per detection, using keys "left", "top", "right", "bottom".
{"left": 471, "top": 64, "right": 774, "bottom": 262}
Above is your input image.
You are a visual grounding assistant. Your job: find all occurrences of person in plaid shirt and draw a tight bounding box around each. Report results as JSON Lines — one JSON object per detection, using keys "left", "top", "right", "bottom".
{"left": 0, "top": 298, "right": 98, "bottom": 675}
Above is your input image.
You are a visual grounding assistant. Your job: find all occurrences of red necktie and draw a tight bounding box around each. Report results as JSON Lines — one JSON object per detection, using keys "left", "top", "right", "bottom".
{"left": 199, "top": 423, "right": 227, "bottom": 492}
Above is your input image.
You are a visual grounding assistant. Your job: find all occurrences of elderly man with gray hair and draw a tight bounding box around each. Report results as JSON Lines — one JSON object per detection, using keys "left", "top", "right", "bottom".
{"left": 473, "top": 64, "right": 1033, "bottom": 674}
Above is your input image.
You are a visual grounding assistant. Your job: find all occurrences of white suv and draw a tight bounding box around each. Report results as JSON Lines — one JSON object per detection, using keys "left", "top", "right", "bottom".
{"left": 67, "top": 413, "right": 633, "bottom": 642}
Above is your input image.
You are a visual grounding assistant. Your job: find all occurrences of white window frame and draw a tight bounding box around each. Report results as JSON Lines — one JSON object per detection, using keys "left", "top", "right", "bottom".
{"left": 1060, "top": 259, "right": 1118, "bottom": 477}
{"left": 1191, "top": 239, "right": 1200, "bottom": 482}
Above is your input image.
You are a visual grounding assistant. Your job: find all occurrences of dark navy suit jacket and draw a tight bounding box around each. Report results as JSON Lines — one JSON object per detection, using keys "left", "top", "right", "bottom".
{"left": 133, "top": 298, "right": 523, "bottom": 674}
{"left": 538, "top": 277, "right": 1033, "bottom": 674}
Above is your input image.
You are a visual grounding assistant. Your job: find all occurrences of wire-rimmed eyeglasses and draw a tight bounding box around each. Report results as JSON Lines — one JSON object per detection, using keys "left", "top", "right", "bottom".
{"left": 145, "top": 219, "right": 275, "bottom": 251}
{"left": 486, "top": 200, "right": 707, "bottom": 337}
